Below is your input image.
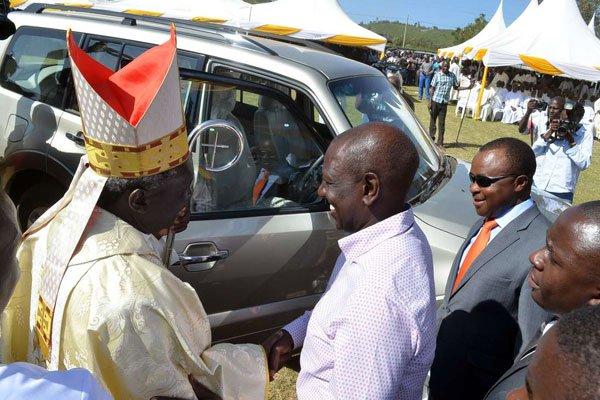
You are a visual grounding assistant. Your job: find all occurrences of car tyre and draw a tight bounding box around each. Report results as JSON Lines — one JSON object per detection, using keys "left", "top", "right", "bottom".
{"left": 16, "top": 182, "right": 64, "bottom": 230}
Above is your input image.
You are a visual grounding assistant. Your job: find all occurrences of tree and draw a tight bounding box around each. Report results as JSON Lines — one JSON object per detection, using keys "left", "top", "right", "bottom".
{"left": 577, "top": 0, "right": 600, "bottom": 22}
{"left": 452, "top": 13, "right": 487, "bottom": 44}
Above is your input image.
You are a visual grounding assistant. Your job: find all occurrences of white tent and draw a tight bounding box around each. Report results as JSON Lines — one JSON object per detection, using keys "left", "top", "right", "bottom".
{"left": 474, "top": 0, "right": 600, "bottom": 82}
{"left": 438, "top": 0, "right": 506, "bottom": 59}
{"left": 13, "top": 0, "right": 386, "bottom": 51}
{"left": 464, "top": 0, "right": 538, "bottom": 60}
{"left": 234, "top": 0, "right": 386, "bottom": 51}
{"left": 589, "top": 14, "right": 596, "bottom": 34}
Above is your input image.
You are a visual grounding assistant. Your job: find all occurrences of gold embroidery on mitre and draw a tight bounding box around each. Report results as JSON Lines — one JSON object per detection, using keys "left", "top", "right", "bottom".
{"left": 35, "top": 296, "right": 53, "bottom": 361}
{"left": 84, "top": 125, "right": 190, "bottom": 178}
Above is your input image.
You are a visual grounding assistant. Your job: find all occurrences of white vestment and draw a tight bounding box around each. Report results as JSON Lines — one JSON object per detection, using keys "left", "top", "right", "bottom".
{"left": 2, "top": 207, "right": 268, "bottom": 400}
{"left": 501, "top": 91, "right": 525, "bottom": 124}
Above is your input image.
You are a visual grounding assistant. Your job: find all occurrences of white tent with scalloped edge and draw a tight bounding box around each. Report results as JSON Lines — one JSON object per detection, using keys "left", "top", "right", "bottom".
{"left": 13, "top": 0, "right": 386, "bottom": 52}
{"left": 464, "top": 0, "right": 538, "bottom": 61}
{"left": 438, "top": 0, "right": 506, "bottom": 59}
{"left": 472, "top": 0, "right": 600, "bottom": 82}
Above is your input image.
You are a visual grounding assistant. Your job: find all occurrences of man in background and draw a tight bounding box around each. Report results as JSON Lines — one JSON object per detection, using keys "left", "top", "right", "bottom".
{"left": 430, "top": 138, "right": 552, "bottom": 400}
{"left": 419, "top": 56, "right": 434, "bottom": 101}
{"left": 263, "top": 123, "right": 436, "bottom": 400}
{"left": 429, "top": 60, "right": 472, "bottom": 146}
{"left": 521, "top": 97, "right": 593, "bottom": 203}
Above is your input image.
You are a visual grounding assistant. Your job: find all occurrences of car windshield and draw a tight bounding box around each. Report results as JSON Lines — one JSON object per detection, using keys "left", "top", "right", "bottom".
{"left": 329, "top": 75, "right": 443, "bottom": 201}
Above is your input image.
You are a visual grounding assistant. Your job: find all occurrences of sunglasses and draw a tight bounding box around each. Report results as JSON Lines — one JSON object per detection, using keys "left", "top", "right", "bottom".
{"left": 469, "top": 173, "right": 519, "bottom": 188}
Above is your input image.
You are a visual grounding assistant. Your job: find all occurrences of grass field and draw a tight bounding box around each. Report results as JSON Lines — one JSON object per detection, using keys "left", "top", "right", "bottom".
{"left": 266, "top": 84, "right": 600, "bottom": 399}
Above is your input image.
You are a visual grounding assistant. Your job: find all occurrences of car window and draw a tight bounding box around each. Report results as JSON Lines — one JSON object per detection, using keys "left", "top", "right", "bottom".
{"left": 188, "top": 78, "right": 324, "bottom": 214}
{"left": 65, "top": 38, "right": 203, "bottom": 122}
{"left": 0, "top": 27, "right": 82, "bottom": 109}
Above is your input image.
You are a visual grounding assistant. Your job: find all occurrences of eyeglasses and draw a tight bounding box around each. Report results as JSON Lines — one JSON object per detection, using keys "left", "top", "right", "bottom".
{"left": 469, "top": 173, "right": 519, "bottom": 188}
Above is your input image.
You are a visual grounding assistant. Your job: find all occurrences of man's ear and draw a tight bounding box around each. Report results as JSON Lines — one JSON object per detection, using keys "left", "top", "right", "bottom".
{"left": 362, "top": 172, "right": 380, "bottom": 207}
{"left": 129, "top": 189, "right": 149, "bottom": 214}
{"left": 514, "top": 175, "right": 530, "bottom": 193}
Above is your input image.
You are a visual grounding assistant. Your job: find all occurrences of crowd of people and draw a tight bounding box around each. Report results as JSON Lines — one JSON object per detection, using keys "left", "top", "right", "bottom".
{"left": 0, "top": 12, "right": 599, "bottom": 400}
{"left": 380, "top": 52, "right": 595, "bottom": 205}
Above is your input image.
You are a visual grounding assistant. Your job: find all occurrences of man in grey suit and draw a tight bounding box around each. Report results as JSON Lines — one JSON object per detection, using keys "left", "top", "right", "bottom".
{"left": 429, "top": 138, "right": 553, "bottom": 400}
{"left": 484, "top": 201, "right": 600, "bottom": 400}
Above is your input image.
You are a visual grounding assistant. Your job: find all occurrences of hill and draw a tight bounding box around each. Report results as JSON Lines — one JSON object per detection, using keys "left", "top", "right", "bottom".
{"left": 362, "top": 21, "right": 456, "bottom": 52}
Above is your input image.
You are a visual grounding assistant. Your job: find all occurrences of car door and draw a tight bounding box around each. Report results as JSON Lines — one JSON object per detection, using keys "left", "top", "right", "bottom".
{"left": 169, "top": 71, "right": 341, "bottom": 343}
{"left": 0, "top": 26, "right": 74, "bottom": 165}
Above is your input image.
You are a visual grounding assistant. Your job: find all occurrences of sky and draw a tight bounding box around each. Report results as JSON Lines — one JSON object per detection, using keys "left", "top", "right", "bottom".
{"left": 339, "top": 0, "right": 533, "bottom": 30}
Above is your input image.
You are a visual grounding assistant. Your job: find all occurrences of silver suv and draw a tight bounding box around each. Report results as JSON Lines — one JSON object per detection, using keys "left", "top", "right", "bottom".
{"left": 0, "top": 5, "right": 560, "bottom": 344}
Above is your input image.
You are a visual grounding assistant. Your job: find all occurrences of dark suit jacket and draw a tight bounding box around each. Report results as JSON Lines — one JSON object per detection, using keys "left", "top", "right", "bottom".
{"left": 429, "top": 204, "right": 553, "bottom": 400}
{"left": 483, "top": 343, "right": 536, "bottom": 400}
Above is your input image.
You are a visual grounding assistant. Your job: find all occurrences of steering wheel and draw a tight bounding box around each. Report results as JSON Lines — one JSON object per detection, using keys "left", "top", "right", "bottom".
{"left": 293, "top": 154, "right": 324, "bottom": 204}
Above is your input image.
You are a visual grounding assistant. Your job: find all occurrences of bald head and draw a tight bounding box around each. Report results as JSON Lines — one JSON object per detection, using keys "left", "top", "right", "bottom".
{"left": 320, "top": 123, "right": 419, "bottom": 232}
{"left": 332, "top": 122, "right": 419, "bottom": 199}
{"left": 568, "top": 201, "right": 600, "bottom": 266}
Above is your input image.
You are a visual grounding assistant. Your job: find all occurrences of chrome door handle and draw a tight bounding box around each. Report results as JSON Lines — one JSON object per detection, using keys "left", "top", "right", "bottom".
{"left": 66, "top": 131, "right": 85, "bottom": 146}
{"left": 179, "top": 250, "right": 229, "bottom": 264}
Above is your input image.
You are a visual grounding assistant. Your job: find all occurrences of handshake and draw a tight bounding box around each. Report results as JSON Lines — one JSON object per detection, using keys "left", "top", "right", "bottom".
{"left": 262, "top": 329, "right": 295, "bottom": 380}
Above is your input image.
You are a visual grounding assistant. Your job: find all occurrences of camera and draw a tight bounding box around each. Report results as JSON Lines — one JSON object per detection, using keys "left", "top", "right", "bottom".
{"left": 533, "top": 99, "right": 548, "bottom": 111}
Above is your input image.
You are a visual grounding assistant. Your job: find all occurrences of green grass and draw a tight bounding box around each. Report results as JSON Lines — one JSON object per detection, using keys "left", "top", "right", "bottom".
{"left": 402, "top": 85, "right": 600, "bottom": 204}
{"left": 266, "top": 85, "right": 600, "bottom": 399}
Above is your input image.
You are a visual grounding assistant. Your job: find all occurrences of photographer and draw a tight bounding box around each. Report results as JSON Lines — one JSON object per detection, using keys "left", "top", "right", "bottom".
{"left": 525, "top": 97, "right": 593, "bottom": 203}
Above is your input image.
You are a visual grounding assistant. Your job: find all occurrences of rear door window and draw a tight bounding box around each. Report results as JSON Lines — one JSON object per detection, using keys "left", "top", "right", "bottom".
{"left": 0, "top": 27, "right": 82, "bottom": 109}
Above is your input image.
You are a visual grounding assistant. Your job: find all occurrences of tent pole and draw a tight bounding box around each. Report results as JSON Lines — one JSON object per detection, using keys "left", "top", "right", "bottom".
{"left": 473, "top": 65, "right": 489, "bottom": 120}
{"left": 455, "top": 62, "right": 482, "bottom": 144}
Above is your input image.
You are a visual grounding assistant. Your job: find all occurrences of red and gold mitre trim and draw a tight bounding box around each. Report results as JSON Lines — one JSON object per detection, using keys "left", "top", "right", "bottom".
{"left": 84, "top": 125, "right": 190, "bottom": 178}
{"left": 67, "top": 24, "right": 189, "bottom": 178}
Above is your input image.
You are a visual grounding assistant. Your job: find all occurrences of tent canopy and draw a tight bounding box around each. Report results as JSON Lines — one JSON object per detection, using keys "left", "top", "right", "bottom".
{"left": 464, "top": 0, "right": 538, "bottom": 61}
{"left": 589, "top": 14, "right": 596, "bottom": 34}
{"left": 13, "top": 0, "right": 386, "bottom": 51}
{"left": 438, "top": 0, "right": 506, "bottom": 59}
{"left": 473, "top": 0, "right": 600, "bottom": 82}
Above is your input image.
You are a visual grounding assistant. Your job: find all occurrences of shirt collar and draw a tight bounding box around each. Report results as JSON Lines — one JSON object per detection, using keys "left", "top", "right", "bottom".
{"left": 338, "top": 206, "right": 415, "bottom": 263}
{"left": 492, "top": 198, "right": 534, "bottom": 229}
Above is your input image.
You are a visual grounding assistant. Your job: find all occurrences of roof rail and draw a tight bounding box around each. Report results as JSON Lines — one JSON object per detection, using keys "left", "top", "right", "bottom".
{"left": 22, "top": 3, "right": 338, "bottom": 56}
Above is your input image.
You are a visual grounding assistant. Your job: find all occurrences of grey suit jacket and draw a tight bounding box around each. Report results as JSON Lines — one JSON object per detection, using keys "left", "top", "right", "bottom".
{"left": 429, "top": 204, "right": 553, "bottom": 400}
{"left": 483, "top": 335, "right": 539, "bottom": 400}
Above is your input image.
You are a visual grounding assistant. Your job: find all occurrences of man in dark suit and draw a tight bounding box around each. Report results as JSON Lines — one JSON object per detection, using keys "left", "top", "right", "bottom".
{"left": 484, "top": 201, "right": 600, "bottom": 400}
{"left": 429, "top": 138, "right": 553, "bottom": 400}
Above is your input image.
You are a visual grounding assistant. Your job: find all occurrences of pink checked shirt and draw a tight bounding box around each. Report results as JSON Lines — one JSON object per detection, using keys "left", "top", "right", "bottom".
{"left": 284, "top": 208, "right": 437, "bottom": 400}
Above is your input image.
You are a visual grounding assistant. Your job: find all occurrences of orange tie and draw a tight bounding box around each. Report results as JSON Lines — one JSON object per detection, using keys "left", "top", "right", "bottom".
{"left": 252, "top": 168, "right": 270, "bottom": 205}
{"left": 453, "top": 219, "right": 498, "bottom": 292}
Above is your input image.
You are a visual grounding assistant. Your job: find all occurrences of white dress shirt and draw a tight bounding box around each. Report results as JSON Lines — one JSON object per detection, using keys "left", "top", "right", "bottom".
{"left": 531, "top": 113, "right": 594, "bottom": 194}
{"left": 0, "top": 363, "right": 112, "bottom": 400}
{"left": 284, "top": 209, "right": 436, "bottom": 400}
{"left": 458, "top": 199, "right": 535, "bottom": 268}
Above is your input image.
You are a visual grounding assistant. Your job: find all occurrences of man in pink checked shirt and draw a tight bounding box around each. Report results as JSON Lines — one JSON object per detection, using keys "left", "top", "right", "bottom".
{"left": 263, "top": 122, "right": 437, "bottom": 400}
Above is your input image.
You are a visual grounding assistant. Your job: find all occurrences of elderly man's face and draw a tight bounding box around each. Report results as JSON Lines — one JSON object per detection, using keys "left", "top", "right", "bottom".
{"left": 318, "top": 141, "right": 365, "bottom": 233}
{"left": 0, "top": 190, "right": 20, "bottom": 313}
{"left": 528, "top": 208, "right": 600, "bottom": 315}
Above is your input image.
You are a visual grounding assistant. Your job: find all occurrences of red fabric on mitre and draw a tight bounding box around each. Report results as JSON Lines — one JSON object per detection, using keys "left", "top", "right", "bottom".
{"left": 67, "top": 25, "right": 178, "bottom": 127}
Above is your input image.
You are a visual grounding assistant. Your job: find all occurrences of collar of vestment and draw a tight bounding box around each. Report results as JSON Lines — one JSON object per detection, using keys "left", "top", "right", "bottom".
{"left": 338, "top": 206, "right": 414, "bottom": 263}
{"left": 68, "top": 206, "right": 160, "bottom": 266}
{"left": 492, "top": 198, "right": 535, "bottom": 230}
